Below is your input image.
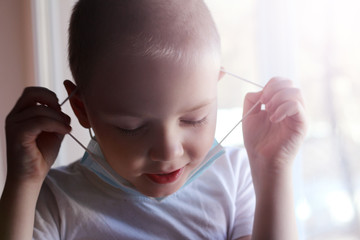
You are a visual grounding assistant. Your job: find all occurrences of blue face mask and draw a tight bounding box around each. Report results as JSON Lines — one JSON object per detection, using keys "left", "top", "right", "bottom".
{"left": 80, "top": 139, "right": 225, "bottom": 201}
{"left": 62, "top": 69, "right": 262, "bottom": 201}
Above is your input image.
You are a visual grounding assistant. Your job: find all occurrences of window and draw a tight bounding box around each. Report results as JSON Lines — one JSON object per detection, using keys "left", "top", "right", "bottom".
{"left": 206, "top": 0, "right": 360, "bottom": 238}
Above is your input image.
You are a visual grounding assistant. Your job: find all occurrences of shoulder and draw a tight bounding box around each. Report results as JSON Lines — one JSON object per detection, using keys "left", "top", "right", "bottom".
{"left": 37, "top": 160, "right": 83, "bottom": 200}
{"left": 215, "top": 147, "right": 255, "bottom": 238}
{"left": 45, "top": 160, "right": 85, "bottom": 189}
{"left": 34, "top": 160, "right": 85, "bottom": 239}
{"left": 35, "top": 160, "right": 103, "bottom": 221}
{"left": 39, "top": 159, "right": 101, "bottom": 205}
{"left": 187, "top": 145, "right": 252, "bottom": 198}
{"left": 212, "top": 146, "right": 251, "bottom": 181}
{"left": 222, "top": 146, "right": 249, "bottom": 167}
{"left": 48, "top": 159, "right": 84, "bottom": 178}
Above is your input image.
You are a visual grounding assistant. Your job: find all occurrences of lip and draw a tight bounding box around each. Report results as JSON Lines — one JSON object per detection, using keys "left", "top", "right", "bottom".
{"left": 145, "top": 167, "right": 184, "bottom": 184}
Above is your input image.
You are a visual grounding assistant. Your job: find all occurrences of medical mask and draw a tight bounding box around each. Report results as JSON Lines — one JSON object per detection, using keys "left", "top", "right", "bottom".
{"left": 60, "top": 70, "right": 263, "bottom": 201}
{"left": 79, "top": 138, "right": 225, "bottom": 200}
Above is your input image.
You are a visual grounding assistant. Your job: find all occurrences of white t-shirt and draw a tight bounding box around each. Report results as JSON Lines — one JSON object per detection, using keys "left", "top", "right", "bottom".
{"left": 34, "top": 144, "right": 255, "bottom": 240}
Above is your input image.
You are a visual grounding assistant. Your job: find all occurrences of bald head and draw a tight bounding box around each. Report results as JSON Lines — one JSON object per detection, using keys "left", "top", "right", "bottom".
{"left": 68, "top": 0, "right": 221, "bottom": 88}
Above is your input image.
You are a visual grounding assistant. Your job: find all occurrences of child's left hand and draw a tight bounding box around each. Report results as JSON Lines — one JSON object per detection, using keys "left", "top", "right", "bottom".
{"left": 242, "top": 77, "right": 307, "bottom": 180}
{"left": 242, "top": 77, "right": 306, "bottom": 240}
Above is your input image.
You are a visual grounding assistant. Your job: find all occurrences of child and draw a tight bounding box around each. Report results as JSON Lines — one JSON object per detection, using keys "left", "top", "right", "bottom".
{"left": 0, "top": 0, "right": 307, "bottom": 239}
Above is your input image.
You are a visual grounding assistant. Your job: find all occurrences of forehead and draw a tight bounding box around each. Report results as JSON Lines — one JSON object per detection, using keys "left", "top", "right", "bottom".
{"left": 83, "top": 53, "right": 219, "bottom": 115}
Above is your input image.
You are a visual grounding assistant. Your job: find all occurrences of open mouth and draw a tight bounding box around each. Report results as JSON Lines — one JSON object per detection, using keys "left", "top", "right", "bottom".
{"left": 145, "top": 168, "right": 184, "bottom": 184}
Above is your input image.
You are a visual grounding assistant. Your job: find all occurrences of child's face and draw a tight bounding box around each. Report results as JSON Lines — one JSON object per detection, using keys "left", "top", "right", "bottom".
{"left": 80, "top": 53, "right": 220, "bottom": 198}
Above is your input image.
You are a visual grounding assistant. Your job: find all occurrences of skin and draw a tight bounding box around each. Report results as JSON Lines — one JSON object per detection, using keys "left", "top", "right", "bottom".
{"left": 242, "top": 78, "right": 307, "bottom": 240}
{"left": 0, "top": 88, "right": 72, "bottom": 240}
{"left": 0, "top": 0, "right": 307, "bottom": 238}
{"left": 0, "top": 64, "right": 307, "bottom": 240}
{"left": 0, "top": 33, "right": 307, "bottom": 240}
{"left": 66, "top": 55, "right": 220, "bottom": 198}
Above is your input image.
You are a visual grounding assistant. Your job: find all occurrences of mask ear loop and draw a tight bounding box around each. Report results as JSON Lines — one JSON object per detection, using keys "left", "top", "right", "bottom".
{"left": 59, "top": 84, "right": 123, "bottom": 186}
{"left": 61, "top": 86, "right": 97, "bottom": 142}
{"left": 186, "top": 69, "right": 264, "bottom": 181}
{"left": 60, "top": 72, "right": 264, "bottom": 198}
{"left": 220, "top": 70, "right": 264, "bottom": 89}
{"left": 60, "top": 87, "right": 95, "bottom": 155}
{"left": 217, "top": 69, "right": 264, "bottom": 145}
{"left": 89, "top": 128, "right": 96, "bottom": 141}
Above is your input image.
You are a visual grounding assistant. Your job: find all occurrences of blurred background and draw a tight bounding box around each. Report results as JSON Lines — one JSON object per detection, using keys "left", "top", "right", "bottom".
{"left": 1, "top": 0, "right": 359, "bottom": 239}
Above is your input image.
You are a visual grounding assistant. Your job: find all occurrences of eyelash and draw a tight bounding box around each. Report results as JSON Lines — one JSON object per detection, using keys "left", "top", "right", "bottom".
{"left": 117, "top": 117, "right": 208, "bottom": 136}
{"left": 117, "top": 126, "right": 145, "bottom": 136}
{"left": 181, "top": 117, "right": 208, "bottom": 128}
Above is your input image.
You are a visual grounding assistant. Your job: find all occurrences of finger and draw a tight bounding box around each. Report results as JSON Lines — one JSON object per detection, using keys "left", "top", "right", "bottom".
{"left": 261, "top": 77, "right": 293, "bottom": 104}
{"left": 10, "top": 87, "right": 60, "bottom": 115}
{"left": 243, "top": 91, "right": 263, "bottom": 116}
{"left": 9, "top": 105, "right": 71, "bottom": 125}
{"left": 265, "top": 87, "right": 305, "bottom": 114}
{"left": 269, "top": 100, "right": 305, "bottom": 123}
{"left": 15, "top": 117, "right": 72, "bottom": 142}
{"left": 36, "top": 131, "right": 65, "bottom": 164}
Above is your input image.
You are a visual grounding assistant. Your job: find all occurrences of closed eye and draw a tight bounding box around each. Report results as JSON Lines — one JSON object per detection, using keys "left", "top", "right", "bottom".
{"left": 181, "top": 117, "right": 208, "bottom": 128}
{"left": 117, "top": 125, "right": 145, "bottom": 136}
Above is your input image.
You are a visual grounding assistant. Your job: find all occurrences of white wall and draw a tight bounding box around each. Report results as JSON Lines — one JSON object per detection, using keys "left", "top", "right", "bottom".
{"left": 31, "top": 0, "right": 88, "bottom": 168}
{"left": 0, "top": 0, "right": 35, "bottom": 194}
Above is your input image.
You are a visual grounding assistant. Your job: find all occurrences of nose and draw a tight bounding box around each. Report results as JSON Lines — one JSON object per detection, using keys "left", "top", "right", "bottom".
{"left": 149, "top": 127, "right": 184, "bottom": 162}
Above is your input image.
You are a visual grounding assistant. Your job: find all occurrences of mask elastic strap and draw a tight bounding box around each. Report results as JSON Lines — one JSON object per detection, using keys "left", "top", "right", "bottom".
{"left": 218, "top": 69, "right": 264, "bottom": 145}
{"left": 89, "top": 128, "right": 96, "bottom": 141}
{"left": 61, "top": 71, "right": 263, "bottom": 152}
{"left": 59, "top": 87, "right": 127, "bottom": 188}
{"left": 220, "top": 69, "right": 264, "bottom": 89}
{"left": 186, "top": 70, "right": 264, "bottom": 180}
{"left": 59, "top": 87, "right": 78, "bottom": 106}
{"left": 60, "top": 71, "right": 264, "bottom": 191}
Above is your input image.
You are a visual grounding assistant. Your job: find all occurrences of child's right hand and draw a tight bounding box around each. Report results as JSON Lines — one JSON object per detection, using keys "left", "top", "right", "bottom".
{"left": 5, "top": 87, "right": 71, "bottom": 184}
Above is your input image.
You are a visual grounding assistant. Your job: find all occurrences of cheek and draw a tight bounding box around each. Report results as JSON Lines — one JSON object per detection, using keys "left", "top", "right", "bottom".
{"left": 90, "top": 116, "right": 145, "bottom": 154}
{"left": 91, "top": 125, "right": 148, "bottom": 171}
{"left": 183, "top": 112, "right": 217, "bottom": 161}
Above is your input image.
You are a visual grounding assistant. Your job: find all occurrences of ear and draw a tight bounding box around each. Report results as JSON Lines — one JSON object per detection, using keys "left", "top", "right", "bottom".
{"left": 218, "top": 66, "right": 226, "bottom": 81}
{"left": 63, "top": 80, "right": 91, "bottom": 128}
